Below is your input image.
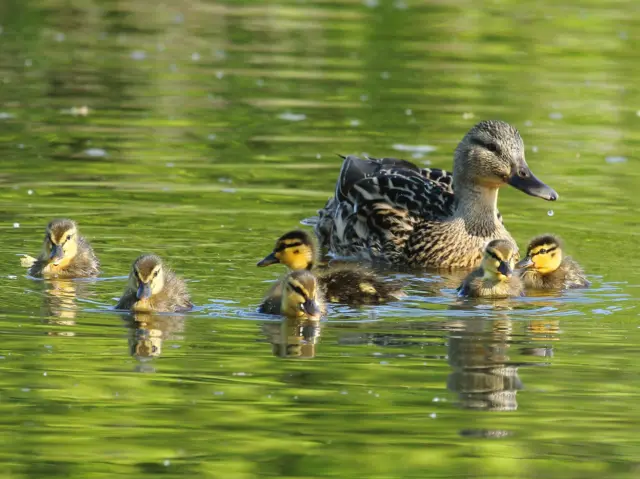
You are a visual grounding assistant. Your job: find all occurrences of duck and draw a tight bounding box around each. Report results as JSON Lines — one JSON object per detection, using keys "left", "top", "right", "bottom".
{"left": 313, "top": 120, "right": 558, "bottom": 269}
{"left": 259, "top": 269, "right": 325, "bottom": 320}
{"left": 516, "top": 234, "right": 590, "bottom": 289}
{"left": 116, "top": 254, "right": 192, "bottom": 313}
{"left": 457, "top": 239, "right": 523, "bottom": 298}
{"left": 257, "top": 229, "right": 404, "bottom": 305}
{"left": 24, "top": 219, "right": 100, "bottom": 279}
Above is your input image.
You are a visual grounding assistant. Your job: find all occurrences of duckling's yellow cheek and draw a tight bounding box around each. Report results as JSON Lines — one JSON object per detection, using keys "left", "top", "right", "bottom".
{"left": 359, "top": 283, "right": 377, "bottom": 294}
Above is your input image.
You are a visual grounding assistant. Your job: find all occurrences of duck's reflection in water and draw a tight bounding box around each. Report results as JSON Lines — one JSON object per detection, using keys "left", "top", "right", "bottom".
{"left": 42, "top": 279, "right": 85, "bottom": 335}
{"left": 446, "top": 317, "right": 522, "bottom": 412}
{"left": 261, "top": 317, "right": 322, "bottom": 359}
{"left": 124, "top": 313, "right": 185, "bottom": 360}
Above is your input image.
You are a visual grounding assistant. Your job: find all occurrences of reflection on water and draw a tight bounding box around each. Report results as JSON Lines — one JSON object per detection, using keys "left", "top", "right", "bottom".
{"left": 261, "top": 317, "right": 322, "bottom": 359}
{"left": 125, "top": 313, "right": 186, "bottom": 360}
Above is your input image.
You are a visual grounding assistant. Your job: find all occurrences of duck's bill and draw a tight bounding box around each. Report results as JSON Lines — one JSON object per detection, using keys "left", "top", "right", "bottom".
{"left": 497, "top": 261, "right": 513, "bottom": 277}
{"left": 257, "top": 252, "right": 279, "bottom": 267}
{"left": 508, "top": 169, "right": 558, "bottom": 201}
{"left": 136, "top": 283, "right": 152, "bottom": 300}
{"left": 49, "top": 244, "right": 64, "bottom": 264}
{"left": 302, "top": 299, "right": 322, "bottom": 318}
{"left": 516, "top": 257, "right": 535, "bottom": 269}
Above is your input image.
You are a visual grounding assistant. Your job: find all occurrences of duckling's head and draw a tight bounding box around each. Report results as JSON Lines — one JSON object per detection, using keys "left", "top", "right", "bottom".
{"left": 281, "top": 270, "right": 323, "bottom": 320}
{"left": 43, "top": 219, "right": 80, "bottom": 266}
{"left": 516, "top": 235, "right": 563, "bottom": 275}
{"left": 454, "top": 120, "right": 557, "bottom": 201}
{"left": 257, "top": 230, "right": 316, "bottom": 270}
{"left": 129, "top": 254, "right": 166, "bottom": 300}
{"left": 481, "top": 239, "right": 518, "bottom": 282}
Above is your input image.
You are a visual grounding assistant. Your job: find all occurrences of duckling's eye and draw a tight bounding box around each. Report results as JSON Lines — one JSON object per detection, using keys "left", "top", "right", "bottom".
{"left": 153, "top": 271, "right": 159, "bottom": 278}
{"left": 298, "top": 303, "right": 305, "bottom": 311}
{"left": 66, "top": 234, "right": 72, "bottom": 241}
{"left": 294, "top": 249, "right": 300, "bottom": 254}
{"left": 539, "top": 249, "right": 547, "bottom": 254}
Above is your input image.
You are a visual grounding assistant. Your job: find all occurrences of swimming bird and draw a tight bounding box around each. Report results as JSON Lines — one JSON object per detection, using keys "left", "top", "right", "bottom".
{"left": 457, "top": 239, "right": 523, "bottom": 298}
{"left": 25, "top": 219, "right": 99, "bottom": 278}
{"left": 516, "top": 234, "right": 590, "bottom": 289}
{"left": 257, "top": 230, "right": 404, "bottom": 304}
{"left": 116, "top": 254, "right": 192, "bottom": 313}
{"left": 314, "top": 120, "right": 557, "bottom": 269}
{"left": 259, "top": 270, "right": 325, "bottom": 320}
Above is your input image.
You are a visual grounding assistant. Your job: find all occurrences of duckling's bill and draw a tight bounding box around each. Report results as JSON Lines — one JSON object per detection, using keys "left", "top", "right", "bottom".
{"left": 516, "top": 256, "right": 535, "bottom": 269}
{"left": 257, "top": 252, "right": 279, "bottom": 267}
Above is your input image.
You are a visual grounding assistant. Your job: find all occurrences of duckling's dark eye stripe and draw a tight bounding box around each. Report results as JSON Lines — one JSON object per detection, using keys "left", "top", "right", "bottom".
{"left": 531, "top": 246, "right": 557, "bottom": 257}
{"left": 287, "top": 282, "right": 309, "bottom": 300}
{"left": 276, "top": 241, "right": 304, "bottom": 252}
{"left": 486, "top": 250, "right": 502, "bottom": 262}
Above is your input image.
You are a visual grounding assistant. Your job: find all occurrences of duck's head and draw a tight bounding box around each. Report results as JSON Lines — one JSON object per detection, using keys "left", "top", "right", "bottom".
{"left": 516, "top": 235, "right": 563, "bottom": 275}
{"left": 129, "top": 254, "right": 166, "bottom": 300}
{"left": 43, "top": 219, "right": 80, "bottom": 266}
{"left": 454, "top": 120, "right": 558, "bottom": 201}
{"left": 281, "top": 270, "right": 323, "bottom": 320}
{"left": 257, "top": 230, "right": 316, "bottom": 270}
{"left": 481, "top": 239, "right": 518, "bottom": 282}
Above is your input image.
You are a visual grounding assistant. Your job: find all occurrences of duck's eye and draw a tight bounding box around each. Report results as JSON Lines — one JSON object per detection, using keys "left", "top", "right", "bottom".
{"left": 485, "top": 142, "right": 499, "bottom": 153}
{"left": 517, "top": 168, "right": 529, "bottom": 179}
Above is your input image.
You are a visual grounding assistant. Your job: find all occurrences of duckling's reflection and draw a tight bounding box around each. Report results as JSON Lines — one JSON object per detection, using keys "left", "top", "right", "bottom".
{"left": 42, "top": 279, "right": 87, "bottom": 335}
{"left": 261, "top": 317, "right": 322, "bottom": 359}
{"left": 124, "top": 313, "right": 185, "bottom": 359}
{"left": 446, "top": 317, "right": 523, "bottom": 411}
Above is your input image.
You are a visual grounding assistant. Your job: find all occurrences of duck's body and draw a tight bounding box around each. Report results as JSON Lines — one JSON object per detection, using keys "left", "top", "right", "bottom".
{"left": 458, "top": 239, "right": 523, "bottom": 298}
{"left": 314, "top": 121, "right": 557, "bottom": 269}
{"left": 517, "top": 235, "right": 590, "bottom": 290}
{"left": 258, "top": 230, "right": 404, "bottom": 305}
{"left": 116, "top": 254, "right": 192, "bottom": 313}
{"left": 259, "top": 270, "right": 325, "bottom": 320}
{"left": 27, "top": 219, "right": 99, "bottom": 279}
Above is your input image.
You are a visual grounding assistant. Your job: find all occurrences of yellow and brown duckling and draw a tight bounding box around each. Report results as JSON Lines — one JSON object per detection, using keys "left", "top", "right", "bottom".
{"left": 257, "top": 230, "right": 404, "bottom": 305}
{"left": 314, "top": 120, "right": 557, "bottom": 269}
{"left": 259, "top": 270, "right": 325, "bottom": 320}
{"left": 516, "top": 235, "right": 590, "bottom": 290}
{"left": 24, "top": 219, "right": 100, "bottom": 279}
{"left": 116, "top": 254, "right": 192, "bottom": 313}
{"left": 458, "top": 239, "right": 523, "bottom": 298}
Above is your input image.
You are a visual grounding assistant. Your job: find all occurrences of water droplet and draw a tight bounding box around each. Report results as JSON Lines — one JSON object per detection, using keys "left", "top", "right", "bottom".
{"left": 349, "top": 119, "right": 360, "bottom": 127}
{"left": 43, "top": 372, "right": 47, "bottom": 376}
{"left": 392, "top": 144, "right": 436, "bottom": 154}
{"left": 84, "top": 148, "right": 107, "bottom": 157}
{"left": 605, "top": 156, "right": 627, "bottom": 164}
{"left": 380, "top": 71, "right": 390, "bottom": 79}
{"left": 13, "top": 222, "right": 19, "bottom": 228}
{"left": 215, "top": 71, "right": 224, "bottom": 79}
{"left": 191, "top": 52, "right": 200, "bottom": 61}
{"left": 256, "top": 78, "right": 264, "bottom": 87}
{"left": 316, "top": 153, "right": 321, "bottom": 159}
{"left": 208, "top": 134, "right": 216, "bottom": 141}
{"left": 462, "top": 112, "right": 475, "bottom": 120}
{"left": 549, "top": 112, "right": 563, "bottom": 120}
{"left": 27, "top": 190, "right": 33, "bottom": 195}
{"left": 405, "top": 109, "right": 412, "bottom": 116}
{"left": 163, "top": 460, "right": 171, "bottom": 467}
{"left": 430, "top": 413, "right": 437, "bottom": 419}
{"left": 532, "top": 146, "right": 539, "bottom": 153}
{"left": 364, "top": 0, "right": 378, "bottom": 7}
{"left": 278, "top": 112, "right": 306, "bottom": 122}
{"left": 0, "top": 112, "right": 14, "bottom": 120}
{"left": 21, "top": 388, "right": 30, "bottom": 392}
{"left": 360, "top": 94, "right": 368, "bottom": 102}
{"left": 24, "top": 59, "right": 32, "bottom": 67}
{"left": 547, "top": 210, "right": 554, "bottom": 217}
{"left": 130, "top": 50, "right": 146, "bottom": 61}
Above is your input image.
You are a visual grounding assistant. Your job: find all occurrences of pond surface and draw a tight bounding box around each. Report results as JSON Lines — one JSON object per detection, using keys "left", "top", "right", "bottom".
{"left": 1, "top": 0, "right": 640, "bottom": 477}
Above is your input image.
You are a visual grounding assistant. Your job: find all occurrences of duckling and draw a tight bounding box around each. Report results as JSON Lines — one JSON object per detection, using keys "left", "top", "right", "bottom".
{"left": 116, "top": 254, "right": 192, "bottom": 313}
{"left": 314, "top": 120, "right": 557, "bottom": 269}
{"left": 458, "top": 239, "right": 523, "bottom": 298}
{"left": 257, "top": 230, "right": 404, "bottom": 305}
{"left": 259, "top": 270, "right": 325, "bottom": 320}
{"left": 516, "top": 235, "right": 590, "bottom": 290}
{"left": 25, "top": 219, "right": 100, "bottom": 278}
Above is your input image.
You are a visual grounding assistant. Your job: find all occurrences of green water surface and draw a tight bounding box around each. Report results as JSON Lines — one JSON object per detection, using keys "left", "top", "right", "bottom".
{"left": 1, "top": 0, "right": 640, "bottom": 478}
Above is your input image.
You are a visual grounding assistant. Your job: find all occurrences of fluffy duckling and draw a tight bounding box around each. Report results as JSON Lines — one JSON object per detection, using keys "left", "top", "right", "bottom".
{"left": 517, "top": 235, "right": 590, "bottom": 290}
{"left": 458, "top": 239, "right": 523, "bottom": 298}
{"left": 259, "top": 270, "right": 325, "bottom": 320}
{"left": 116, "top": 254, "right": 192, "bottom": 313}
{"left": 257, "top": 230, "right": 404, "bottom": 305}
{"left": 25, "top": 219, "right": 100, "bottom": 279}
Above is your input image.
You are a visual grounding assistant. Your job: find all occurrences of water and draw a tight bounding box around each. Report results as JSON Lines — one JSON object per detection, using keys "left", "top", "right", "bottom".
{"left": 1, "top": 0, "right": 640, "bottom": 477}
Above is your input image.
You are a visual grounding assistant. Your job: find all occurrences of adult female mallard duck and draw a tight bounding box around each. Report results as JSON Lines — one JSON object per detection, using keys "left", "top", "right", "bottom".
{"left": 516, "top": 234, "right": 590, "bottom": 289}
{"left": 116, "top": 254, "right": 192, "bottom": 313}
{"left": 457, "top": 239, "right": 523, "bottom": 298}
{"left": 314, "top": 120, "right": 558, "bottom": 269}
{"left": 259, "top": 270, "right": 325, "bottom": 320}
{"left": 257, "top": 230, "right": 404, "bottom": 304}
{"left": 24, "top": 219, "right": 100, "bottom": 278}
